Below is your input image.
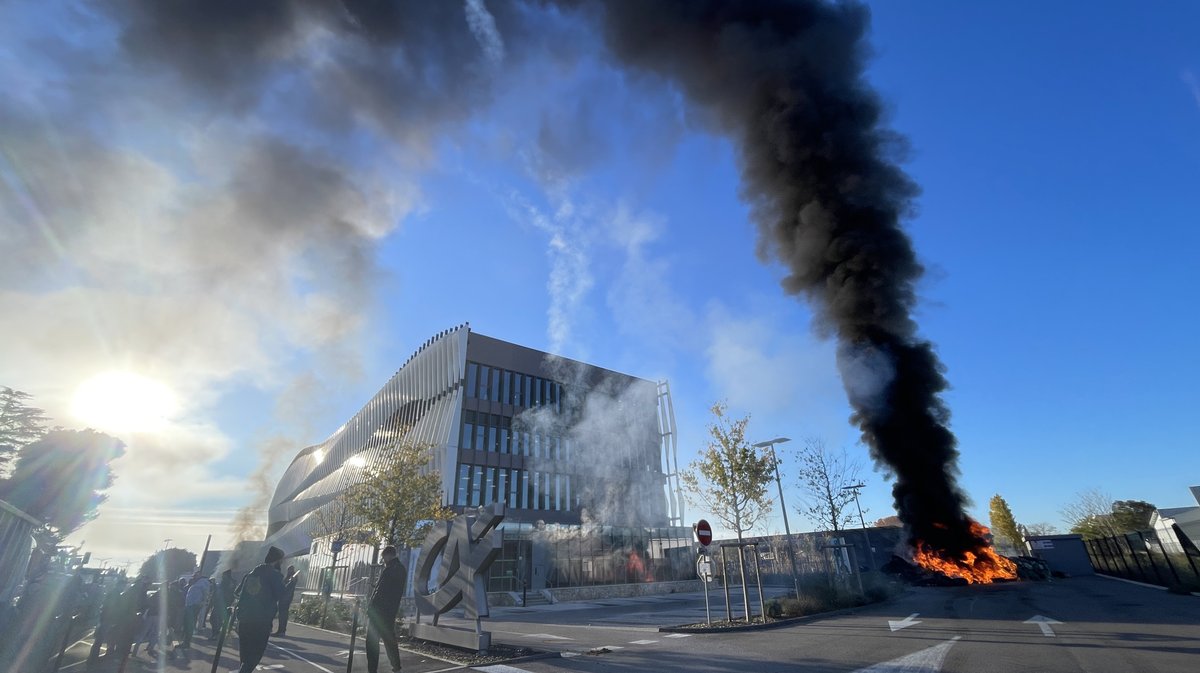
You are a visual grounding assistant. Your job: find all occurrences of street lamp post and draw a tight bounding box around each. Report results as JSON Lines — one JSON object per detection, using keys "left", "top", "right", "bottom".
{"left": 840, "top": 483, "right": 875, "bottom": 572}
{"left": 752, "top": 437, "right": 799, "bottom": 598}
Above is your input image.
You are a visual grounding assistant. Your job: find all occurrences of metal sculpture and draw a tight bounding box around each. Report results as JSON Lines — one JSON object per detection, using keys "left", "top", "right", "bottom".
{"left": 410, "top": 502, "right": 505, "bottom": 652}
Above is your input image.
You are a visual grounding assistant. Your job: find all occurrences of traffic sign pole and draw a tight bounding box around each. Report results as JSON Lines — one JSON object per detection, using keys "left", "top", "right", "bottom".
{"left": 694, "top": 520, "right": 714, "bottom": 625}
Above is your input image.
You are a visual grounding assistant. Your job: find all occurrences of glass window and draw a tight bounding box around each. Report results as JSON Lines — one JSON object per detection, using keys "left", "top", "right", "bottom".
{"left": 523, "top": 375, "right": 531, "bottom": 406}
{"left": 509, "top": 469, "right": 519, "bottom": 507}
{"left": 475, "top": 423, "right": 485, "bottom": 451}
{"left": 532, "top": 433, "right": 540, "bottom": 458}
{"left": 471, "top": 467, "right": 482, "bottom": 506}
{"left": 462, "top": 420, "right": 474, "bottom": 449}
{"left": 486, "top": 422, "right": 496, "bottom": 452}
{"left": 496, "top": 469, "right": 508, "bottom": 505}
{"left": 501, "top": 371, "right": 510, "bottom": 405}
{"left": 554, "top": 474, "right": 561, "bottom": 511}
{"left": 479, "top": 366, "right": 491, "bottom": 400}
{"left": 466, "top": 363, "right": 478, "bottom": 399}
{"left": 482, "top": 467, "right": 492, "bottom": 505}
{"left": 530, "top": 471, "right": 539, "bottom": 510}
{"left": 564, "top": 475, "right": 571, "bottom": 512}
{"left": 549, "top": 381, "right": 556, "bottom": 410}
{"left": 500, "top": 427, "right": 509, "bottom": 454}
{"left": 457, "top": 464, "right": 469, "bottom": 505}
{"left": 490, "top": 369, "right": 501, "bottom": 402}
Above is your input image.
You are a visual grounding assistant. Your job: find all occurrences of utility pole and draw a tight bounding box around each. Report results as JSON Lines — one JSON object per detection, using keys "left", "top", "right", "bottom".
{"left": 840, "top": 483, "right": 876, "bottom": 571}
{"left": 752, "top": 437, "right": 799, "bottom": 598}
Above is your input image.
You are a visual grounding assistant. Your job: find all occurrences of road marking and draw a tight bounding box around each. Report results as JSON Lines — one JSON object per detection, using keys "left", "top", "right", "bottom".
{"left": 270, "top": 642, "right": 336, "bottom": 673}
{"left": 562, "top": 652, "right": 582, "bottom": 658}
{"left": 663, "top": 633, "right": 693, "bottom": 638}
{"left": 524, "top": 632, "right": 573, "bottom": 640}
{"left": 1024, "top": 615, "right": 1062, "bottom": 637}
{"left": 472, "top": 666, "right": 535, "bottom": 673}
{"left": 629, "top": 639, "right": 659, "bottom": 645}
{"left": 599, "top": 645, "right": 625, "bottom": 650}
{"left": 852, "top": 636, "right": 961, "bottom": 673}
{"left": 888, "top": 613, "right": 922, "bottom": 632}
{"left": 335, "top": 649, "right": 350, "bottom": 657}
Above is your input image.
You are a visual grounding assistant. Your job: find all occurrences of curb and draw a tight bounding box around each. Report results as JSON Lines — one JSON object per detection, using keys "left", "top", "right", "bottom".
{"left": 658, "top": 589, "right": 909, "bottom": 634}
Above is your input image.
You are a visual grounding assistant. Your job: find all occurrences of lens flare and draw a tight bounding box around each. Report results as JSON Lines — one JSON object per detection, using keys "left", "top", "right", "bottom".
{"left": 72, "top": 371, "right": 178, "bottom": 433}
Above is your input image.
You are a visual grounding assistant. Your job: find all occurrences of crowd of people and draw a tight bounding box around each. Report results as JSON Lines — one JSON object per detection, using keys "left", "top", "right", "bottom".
{"left": 4, "top": 542, "right": 409, "bottom": 673}
{"left": 86, "top": 549, "right": 300, "bottom": 672}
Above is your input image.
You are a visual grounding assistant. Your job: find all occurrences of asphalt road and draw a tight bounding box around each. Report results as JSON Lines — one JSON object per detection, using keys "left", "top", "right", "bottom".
{"left": 56, "top": 576, "right": 1199, "bottom": 673}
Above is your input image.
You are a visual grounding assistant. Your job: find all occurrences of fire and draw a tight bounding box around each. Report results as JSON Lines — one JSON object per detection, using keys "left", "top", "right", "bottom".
{"left": 911, "top": 521, "right": 1018, "bottom": 584}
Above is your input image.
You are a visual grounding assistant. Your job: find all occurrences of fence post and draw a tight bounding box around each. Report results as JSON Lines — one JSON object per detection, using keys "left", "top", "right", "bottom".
{"left": 1084, "top": 540, "right": 1100, "bottom": 573}
{"left": 1120, "top": 535, "right": 1150, "bottom": 584}
{"left": 1094, "top": 538, "right": 1116, "bottom": 575}
{"left": 1145, "top": 532, "right": 1182, "bottom": 586}
{"left": 1105, "top": 536, "right": 1134, "bottom": 579}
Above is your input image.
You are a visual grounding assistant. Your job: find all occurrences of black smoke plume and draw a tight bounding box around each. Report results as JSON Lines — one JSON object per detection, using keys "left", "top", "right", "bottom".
{"left": 88, "top": 0, "right": 979, "bottom": 558}
{"left": 582, "top": 0, "right": 978, "bottom": 558}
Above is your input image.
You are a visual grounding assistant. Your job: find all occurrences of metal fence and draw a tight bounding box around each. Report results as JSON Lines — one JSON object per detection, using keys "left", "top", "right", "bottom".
{"left": 1084, "top": 526, "right": 1200, "bottom": 589}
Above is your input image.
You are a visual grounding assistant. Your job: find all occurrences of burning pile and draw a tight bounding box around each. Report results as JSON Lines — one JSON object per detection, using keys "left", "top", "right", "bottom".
{"left": 911, "top": 522, "right": 1017, "bottom": 584}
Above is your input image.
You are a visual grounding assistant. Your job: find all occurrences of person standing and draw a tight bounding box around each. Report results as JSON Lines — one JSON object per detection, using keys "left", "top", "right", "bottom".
{"left": 273, "top": 565, "right": 298, "bottom": 636}
{"left": 210, "top": 568, "right": 235, "bottom": 637}
{"left": 365, "top": 546, "right": 406, "bottom": 673}
{"left": 180, "top": 571, "right": 210, "bottom": 651}
{"left": 235, "top": 546, "right": 286, "bottom": 673}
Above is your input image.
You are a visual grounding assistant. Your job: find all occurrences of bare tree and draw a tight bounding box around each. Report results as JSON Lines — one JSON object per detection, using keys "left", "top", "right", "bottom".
{"left": 1023, "top": 522, "right": 1059, "bottom": 536}
{"left": 793, "top": 437, "right": 863, "bottom": 533}
{"left": 1060, "top": 488, "right": 1121, "bottom": 539}
{"left": 310, "top": 492, "right": 362, "bottom": 543}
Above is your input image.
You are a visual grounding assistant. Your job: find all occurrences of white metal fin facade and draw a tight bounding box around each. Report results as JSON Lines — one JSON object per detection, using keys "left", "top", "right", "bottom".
{"left": 265, "top": 324, "right": 469, "bottom": 554}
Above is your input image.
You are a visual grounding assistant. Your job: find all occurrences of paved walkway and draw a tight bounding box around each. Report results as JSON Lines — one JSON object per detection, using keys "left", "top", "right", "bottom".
{"left": 55, "top": 621, "right": 475, "bottom": 673}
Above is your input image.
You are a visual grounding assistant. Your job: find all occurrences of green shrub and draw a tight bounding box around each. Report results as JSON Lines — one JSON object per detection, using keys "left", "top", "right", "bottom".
{"left": 290, "top": 595, "right": 359, "bottom": 633}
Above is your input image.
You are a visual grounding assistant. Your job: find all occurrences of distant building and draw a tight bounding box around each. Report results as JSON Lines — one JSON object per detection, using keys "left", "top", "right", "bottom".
{"left": 264, "top": 324, "right": 692, "bottom": 593}
{"left": 1151, "top": 486, "right": 1200, "bottom": 555}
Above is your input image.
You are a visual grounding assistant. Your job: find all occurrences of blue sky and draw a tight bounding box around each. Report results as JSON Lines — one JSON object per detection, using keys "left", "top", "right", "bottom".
{"left": 2, "top": 1, "right": 1198, "bottom": 566}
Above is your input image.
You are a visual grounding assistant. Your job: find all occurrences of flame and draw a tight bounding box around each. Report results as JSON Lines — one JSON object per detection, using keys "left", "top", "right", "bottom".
{"left": 911, "top": 521, "right": 1018, "bottom": 584}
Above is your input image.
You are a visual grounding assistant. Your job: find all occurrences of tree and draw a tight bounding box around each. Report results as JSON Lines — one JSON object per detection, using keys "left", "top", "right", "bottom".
{"left": 1061, "top": 490, "right": 1155, "bottom": 539}
{"left": 0, "top": 429, "right": 124, "bottom": 538}
{"left": 311, "top": 490, "right": 365, "bottom": 543}
{"left": 988, "top": 494, "right": 1023, "bottom": 550}
{"left": 1023, "top": 522, "right": 1059, "bottom": 536}
{"left": 138, "top": 547, "right": 197, "bottom": 582}
{"left": 680, "top": 403, "right": 774, "bottom": 620}
{"left": 0, "top": 387, "right": 50, "bottom": 477}
{"left": 873, "top": 515, "right": 903, "bottom": 528}
{"left": 344, "top": 442, "right": 454, "bottom": 549}
{"left": 1111, "top": 500, "right": 1156, "bottom": 533}
{"left": 679, "top": 403, "right": 775, "bottom": 541}
{"left": 792, "top": 437, "right": 862, "bottom": 532}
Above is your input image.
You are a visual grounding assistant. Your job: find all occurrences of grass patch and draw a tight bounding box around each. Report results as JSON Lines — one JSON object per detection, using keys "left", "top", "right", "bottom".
{"left": 766, "top": 572, "right": 902, "bottom": 618}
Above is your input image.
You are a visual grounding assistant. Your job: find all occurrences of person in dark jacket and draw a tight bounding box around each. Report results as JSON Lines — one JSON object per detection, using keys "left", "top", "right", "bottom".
{"left": 235, "top": 546, "right": 286, "bottom": 673}
{"left": 209, "top": 568, "right": 235, "bottom": 637}
{"left": 273, "top": 565, "right": 298, "bottom": 636}
{"left": 366, "top": 546, "right": 406, "bottom": 673}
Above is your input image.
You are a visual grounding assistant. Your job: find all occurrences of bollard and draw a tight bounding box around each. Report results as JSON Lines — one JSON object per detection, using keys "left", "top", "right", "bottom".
{"left": 210, "top": 604, "right": 237, "bottom": 673}
{"left": 344, "top": 597, "right": 361, "bottom": 673}
{"left": 51, "top": 613, "right": 78, "bottom": 673}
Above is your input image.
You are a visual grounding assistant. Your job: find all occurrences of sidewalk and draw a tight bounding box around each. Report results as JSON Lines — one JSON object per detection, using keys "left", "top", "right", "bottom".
{"left": 56, "top": 622, "right": 472, "bottom": 673}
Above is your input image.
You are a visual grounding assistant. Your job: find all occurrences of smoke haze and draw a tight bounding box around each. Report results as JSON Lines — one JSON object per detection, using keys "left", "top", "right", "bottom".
{"left": 5, "top": 0, "right": 976, "bottom": 558}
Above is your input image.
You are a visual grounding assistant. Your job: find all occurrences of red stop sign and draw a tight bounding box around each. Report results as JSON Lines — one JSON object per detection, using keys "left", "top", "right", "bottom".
{"left": 695, "top": 519, "right": 713, "bottom": 546}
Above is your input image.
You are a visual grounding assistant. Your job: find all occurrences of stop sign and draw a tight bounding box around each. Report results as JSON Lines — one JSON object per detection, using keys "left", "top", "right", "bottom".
{"left": 695, "top": 519, "right": 713, "bottom": 547}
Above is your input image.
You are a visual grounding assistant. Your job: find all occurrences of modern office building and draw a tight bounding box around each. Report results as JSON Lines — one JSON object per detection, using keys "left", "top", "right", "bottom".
{"left": 265, "top": 324, "right": 692, "bottom": 592}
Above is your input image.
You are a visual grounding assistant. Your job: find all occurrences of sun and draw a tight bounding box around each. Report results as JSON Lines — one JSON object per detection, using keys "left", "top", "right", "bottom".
{"left": 71, "top": 371, "right": 178, "bottom": 433}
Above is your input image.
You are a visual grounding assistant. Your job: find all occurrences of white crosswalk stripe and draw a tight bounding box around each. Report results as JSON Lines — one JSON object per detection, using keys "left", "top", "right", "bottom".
{"left": 629, "top": 639, "right": 659, "bottom": 645}
{"left": 473, "top": 665, "right": 536, "bottom": 673}
{"left": 664, "top": 633, "right": 693, "bottom": 638}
